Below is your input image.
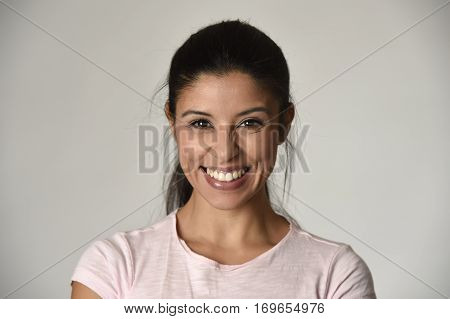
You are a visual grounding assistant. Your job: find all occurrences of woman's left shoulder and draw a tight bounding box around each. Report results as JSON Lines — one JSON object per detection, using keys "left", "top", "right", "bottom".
{"left": 289, "top": 227, "right": 377, "bottom": 298}
{"left": 325, "top": 243, "right": 377, "bottom": 299}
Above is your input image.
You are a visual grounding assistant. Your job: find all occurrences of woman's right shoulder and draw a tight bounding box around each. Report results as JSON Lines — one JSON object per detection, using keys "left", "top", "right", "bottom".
{"left": 120, "top": 212, "right": 175, "bottom": 250}
{"left": 88, "top": 212, "right": 174, "bottom": 252}
{"left": 70, "top": 213, "right": 174, "bottom": 298}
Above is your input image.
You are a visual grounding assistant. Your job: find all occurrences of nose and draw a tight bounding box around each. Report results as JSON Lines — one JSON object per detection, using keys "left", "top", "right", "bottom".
{"left": 213, "top": 124, "right": 239, "bottom": 163}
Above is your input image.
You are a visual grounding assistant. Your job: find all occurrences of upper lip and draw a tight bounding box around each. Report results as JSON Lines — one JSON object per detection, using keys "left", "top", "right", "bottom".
{"left": 201, "top": 165, "right": 249, "bottom": 172}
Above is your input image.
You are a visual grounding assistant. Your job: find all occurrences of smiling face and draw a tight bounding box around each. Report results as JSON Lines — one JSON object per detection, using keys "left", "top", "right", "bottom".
{"left": 166, "top": 71, "right": 294, "bottom": 210}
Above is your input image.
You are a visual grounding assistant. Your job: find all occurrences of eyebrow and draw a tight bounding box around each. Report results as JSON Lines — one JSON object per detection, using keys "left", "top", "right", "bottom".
{"left": 181, "top": 106, "right": 270, "bottom": 118}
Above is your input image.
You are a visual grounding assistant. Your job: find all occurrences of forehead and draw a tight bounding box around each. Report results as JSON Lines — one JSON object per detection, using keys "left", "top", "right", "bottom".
{"left": 176, "top": 71, "right": 277, "bottom": 116}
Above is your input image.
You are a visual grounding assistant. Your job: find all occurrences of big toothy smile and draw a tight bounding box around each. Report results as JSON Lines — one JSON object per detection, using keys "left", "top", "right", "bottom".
{"left": 200, "top": 166, "right": 250, "bottom": 182}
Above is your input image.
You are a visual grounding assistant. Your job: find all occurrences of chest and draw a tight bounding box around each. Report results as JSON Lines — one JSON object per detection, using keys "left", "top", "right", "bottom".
{"left": 127, "top": 262, "right": 327, "bottom": 299}
{"left": 183, "top": 240, "right": 276, "bottom": 265}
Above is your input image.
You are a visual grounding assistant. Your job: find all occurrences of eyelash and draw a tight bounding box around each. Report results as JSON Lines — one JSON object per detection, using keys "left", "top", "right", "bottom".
{"left": 188, "top": 118, "right": 263, "bottom": 129}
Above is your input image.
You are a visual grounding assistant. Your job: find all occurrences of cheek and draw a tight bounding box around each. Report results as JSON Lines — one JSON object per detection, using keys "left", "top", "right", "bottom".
{"left": 176, "top": 130, "right": 209, "bottom": 174}
{"left": 241, "top": 129, "right": 279, "bottom": 169}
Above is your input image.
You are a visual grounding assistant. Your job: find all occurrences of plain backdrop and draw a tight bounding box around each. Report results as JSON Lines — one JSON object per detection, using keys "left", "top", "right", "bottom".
{"left": 1, "top": 0, "right": 449, "bottom": 298}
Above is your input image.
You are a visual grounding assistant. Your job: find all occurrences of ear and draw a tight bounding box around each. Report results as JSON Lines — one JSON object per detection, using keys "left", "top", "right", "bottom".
{"left": 278, "top": 103, "right": 295, "bottom": 145}
{"left": 165, "top": 100, "right": 175, "bottom": 136}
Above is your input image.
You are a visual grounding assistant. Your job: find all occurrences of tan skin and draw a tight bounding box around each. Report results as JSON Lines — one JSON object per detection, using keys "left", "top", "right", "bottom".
{"left": 71, "top": 281, "right": 101, "bottom": 299}
{"left": 71, "top": 70, "right": 295, "bottom": 298}
{"left": 169, "top": 71, "right": 295, "bottom": 264}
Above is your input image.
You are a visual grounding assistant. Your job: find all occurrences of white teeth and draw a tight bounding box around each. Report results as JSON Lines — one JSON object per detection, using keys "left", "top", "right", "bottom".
{"left": 205, "top": 167, "right": 247, "bottom": 182}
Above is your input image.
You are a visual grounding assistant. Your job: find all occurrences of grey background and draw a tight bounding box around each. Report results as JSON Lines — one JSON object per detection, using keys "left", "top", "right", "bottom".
{"left": 1, "top": 0, "right": 449, "bottom": 298}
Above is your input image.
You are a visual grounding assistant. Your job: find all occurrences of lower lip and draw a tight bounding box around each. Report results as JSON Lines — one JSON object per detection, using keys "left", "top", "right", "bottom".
{"left": 200, "top": 167, "right": 250, "bottom": 191}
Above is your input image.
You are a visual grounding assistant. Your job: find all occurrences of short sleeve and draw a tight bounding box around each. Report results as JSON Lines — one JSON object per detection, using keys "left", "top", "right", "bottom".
{"left": 325, "top": 244, "right": 376, "bottom": 299}
{"left": 70, "top": 232, "right": 134, "bottom": 299}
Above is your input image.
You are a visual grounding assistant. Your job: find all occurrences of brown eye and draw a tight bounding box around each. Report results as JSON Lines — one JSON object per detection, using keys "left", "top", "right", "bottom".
{"left": 189, "top": 119, "right": 213, "bottom": 129}
{"left": 239, "top": 119, "right": 263, "bottom": 128}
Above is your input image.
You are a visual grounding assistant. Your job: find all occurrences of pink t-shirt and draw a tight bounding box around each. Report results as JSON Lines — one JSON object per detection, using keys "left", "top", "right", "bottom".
{"left": 70, "top": 208, "right": 376, "bottom": 299}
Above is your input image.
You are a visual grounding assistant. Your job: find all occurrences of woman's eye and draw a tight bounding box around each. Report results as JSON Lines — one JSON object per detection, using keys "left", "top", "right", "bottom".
{"left": 189, "top": 119, "right": 212, "bottom": 129}
{"left": 189, "top": 118, "right": 263, "bottom": 130}
{"left": 239, "top": 119, "right": 263, "bottom": 128}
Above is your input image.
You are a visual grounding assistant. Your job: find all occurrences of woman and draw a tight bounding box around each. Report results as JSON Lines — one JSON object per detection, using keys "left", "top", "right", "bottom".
{"left": 71, "top": 19, "right": 376, "bottom": 299}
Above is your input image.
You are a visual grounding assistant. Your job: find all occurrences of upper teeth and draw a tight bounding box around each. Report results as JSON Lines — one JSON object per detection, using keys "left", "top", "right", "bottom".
{"left": 206, "top": 167, "right": 247, "bottom": 182}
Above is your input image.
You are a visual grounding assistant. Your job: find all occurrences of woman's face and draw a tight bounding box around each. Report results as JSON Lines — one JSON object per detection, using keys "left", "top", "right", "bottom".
{"left": 166, "top": 71, "right": 293, "bottom": 210}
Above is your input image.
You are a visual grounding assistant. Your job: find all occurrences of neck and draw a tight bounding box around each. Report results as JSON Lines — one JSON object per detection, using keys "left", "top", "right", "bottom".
{"left": 176, "top": 184, "right": 288, "bottom": 248}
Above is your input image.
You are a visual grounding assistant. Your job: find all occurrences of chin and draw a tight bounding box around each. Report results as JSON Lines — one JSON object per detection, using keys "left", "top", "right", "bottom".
{"left": 204, "top": 200, "right": 246, "bottom": 211}
{"left": 199, "top": 191, "right": 251, "bottom": 211}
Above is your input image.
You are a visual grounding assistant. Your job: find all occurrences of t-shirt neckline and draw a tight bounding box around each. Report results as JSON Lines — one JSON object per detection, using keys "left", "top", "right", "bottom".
{"left": 170, "top": 207, "right": 294, "bottom": 272}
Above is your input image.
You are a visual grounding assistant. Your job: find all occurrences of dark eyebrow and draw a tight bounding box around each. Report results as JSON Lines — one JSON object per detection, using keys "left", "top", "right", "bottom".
{"left": 181, "top": 106, "right": 270, "bottom": 118}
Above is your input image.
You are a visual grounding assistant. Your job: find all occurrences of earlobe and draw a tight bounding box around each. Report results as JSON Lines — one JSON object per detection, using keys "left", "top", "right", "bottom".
{"left": 278, "top": 103, "right": 295, "bottom": 144}
{"left": 285, "top": 102, "right": 295, "bottom": 126}
{"left": 165, "top": 101, "right": 175, "bottom": 135}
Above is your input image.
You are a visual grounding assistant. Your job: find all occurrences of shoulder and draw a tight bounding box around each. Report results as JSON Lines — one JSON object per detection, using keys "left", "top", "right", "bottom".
{"left": 108, "top": 212, "right": 174, "bottom": 267}
{"left": 121, "top": 212, "right": 174, "bottom": 252}
{"left": 289, "top": 226, "right": 346, "bottom": 260}
{"left": 325, "top": 243, "right": 377, "bottom": 298}
{"left": 70, "top": 231, "right": 133, "bottom": 299}
{"left": 71, "top": 213, "right": 174, "bottom": 298}
{"left": 289, "top": 227, "right": 376, "bottom": 299}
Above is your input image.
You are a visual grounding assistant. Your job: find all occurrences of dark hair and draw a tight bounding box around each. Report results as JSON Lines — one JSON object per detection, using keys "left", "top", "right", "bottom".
{"left": 153, "top": 19, "right": 300, "bottom": 222}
